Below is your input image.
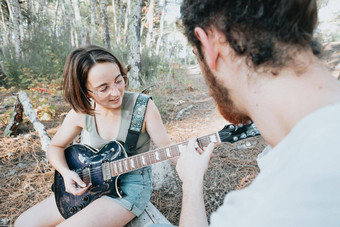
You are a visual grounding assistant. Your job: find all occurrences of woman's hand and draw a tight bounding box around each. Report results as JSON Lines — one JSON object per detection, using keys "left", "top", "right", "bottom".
{"left": 62, "top": 170, "right": 91, "bottom": 196}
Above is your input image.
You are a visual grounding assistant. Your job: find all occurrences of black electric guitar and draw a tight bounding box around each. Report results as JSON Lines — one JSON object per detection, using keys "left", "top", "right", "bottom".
{"left": 54, "top": 123, "right": 260, "bottom": 219}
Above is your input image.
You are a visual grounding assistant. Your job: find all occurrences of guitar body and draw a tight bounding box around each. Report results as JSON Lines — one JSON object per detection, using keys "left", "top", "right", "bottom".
{"left": 54, "top": 141, "right": 127, "bottom": 219}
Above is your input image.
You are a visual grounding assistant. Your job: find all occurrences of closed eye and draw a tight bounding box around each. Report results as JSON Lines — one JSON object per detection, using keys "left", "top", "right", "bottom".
{"left": 115, "top": 79, "right": 123, "bottom": 84}
{"left": 99, "top": 85, "right": 109, "bottom": 92}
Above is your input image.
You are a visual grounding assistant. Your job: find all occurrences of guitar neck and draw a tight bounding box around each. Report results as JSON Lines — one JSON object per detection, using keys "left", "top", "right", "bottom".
{"left": 107, "top": 132, "right": 221, "bottom": 177}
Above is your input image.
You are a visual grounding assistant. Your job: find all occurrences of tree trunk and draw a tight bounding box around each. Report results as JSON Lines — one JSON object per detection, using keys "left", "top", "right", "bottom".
{"left": 0, "top": 2, "right": 7, "bottom": 36}
{"left": 156, "top": 1, "right": 166, "bottom": 55}
{"left": 65, "top": 0, "right": 77, "bottom": 47}
{"left": 123, "top": 0, "right": 129, "bottom": 44}
{"left": 0, "top": 2, "right": 6, "bottom": 59}
{"left": 140, "top": 19, "right": 146, "bottom": 40}
{"left": 118, "top": 0, "right": 123, "bottom": 43}
{"left": 61, "top": 0, "right": 72, "bottom": 49}
{"left": 26, "top": 0, "right": 33, "bottom": 41}
{"left": 53, "top": 0, "right": 60, "bottom": 37}
{"left": 14, "top": 0, "right": 24, "bottom": 40}
{"left": 1, "top": 1, "right": 13, "bottom": 59}
{"left": 72, "top": 0, "right": 82, "bottom": 46}
{"left": 7, "top": 0, "right": 21, "bottom": 60}
{"left": 4, "top": 96, "right": 23, "bottom": 137}
{"left": 100, "top": 0, "right": 111, "bottom": 49}
{"left": 112, "top": 0, "right": 118, "bottom": 41}
{"left": 72, "top": 0, "right": 81, "bottom": 22}
{"left": 127, "top": 0, "right": 142, "bottom": 89}
{"left": 152, "top": 161, "right": 178, "bottom": 191}
{"left": 38, "top": 0, "right": 46, "bottom": 24}
{"left": 145, "top": 0, "right": 155, "bottom": 55}
{"left": 0, "top": 31, "right": 5, "bottom": 76}
{"left": 0, "top": 51, "right": 5, "bottom": 72}
{"left": 90, "top": 0, "right": 96, "bottom": 43}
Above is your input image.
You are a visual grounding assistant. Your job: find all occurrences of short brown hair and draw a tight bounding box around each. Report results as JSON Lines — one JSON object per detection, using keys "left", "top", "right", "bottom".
{"left": 63, "top": 45, "right": 128, "bottom": 115}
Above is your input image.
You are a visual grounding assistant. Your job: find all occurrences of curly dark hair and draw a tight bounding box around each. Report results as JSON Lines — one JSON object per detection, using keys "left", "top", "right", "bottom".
{"left": 181, "top": 0, "right": 321, "bottom": 71}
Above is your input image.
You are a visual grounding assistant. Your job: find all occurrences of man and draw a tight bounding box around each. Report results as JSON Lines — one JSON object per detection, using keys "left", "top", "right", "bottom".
{"left": 176, "top": 0, "right": 340, "bottom": 226}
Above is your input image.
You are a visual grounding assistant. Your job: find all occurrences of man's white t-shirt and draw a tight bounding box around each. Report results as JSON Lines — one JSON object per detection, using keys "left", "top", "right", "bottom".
{"left": 210, "top": 102, "right": 340, "bottom": 227}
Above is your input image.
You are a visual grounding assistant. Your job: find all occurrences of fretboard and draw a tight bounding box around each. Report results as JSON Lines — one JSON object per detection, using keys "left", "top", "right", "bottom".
{"left": 106, "top": 132, "right": 221, "bottom": 177}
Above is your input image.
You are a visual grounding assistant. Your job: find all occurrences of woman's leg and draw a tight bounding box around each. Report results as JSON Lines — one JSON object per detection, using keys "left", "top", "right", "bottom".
{"left": 57, "top": 196, "right": 135, "bottom": 227}
{"left": 15, "top": 195, "right": 64, "bottom": 227}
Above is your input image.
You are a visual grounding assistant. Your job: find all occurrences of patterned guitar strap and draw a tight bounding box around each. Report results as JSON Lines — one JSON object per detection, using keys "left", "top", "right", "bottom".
{"left": 124, "top": 93, "right": 151, "bottom": 155}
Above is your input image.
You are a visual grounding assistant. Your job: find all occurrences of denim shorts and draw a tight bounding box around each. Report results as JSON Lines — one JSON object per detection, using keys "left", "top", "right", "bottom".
{"left": 105, "top": 166, "right": 153, "bottom": 216}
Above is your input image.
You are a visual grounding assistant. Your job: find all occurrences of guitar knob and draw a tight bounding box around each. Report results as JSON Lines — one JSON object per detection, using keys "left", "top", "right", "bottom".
{"left": 240, "top": 133, "right": 246, "bottom": 138}
{"left": 78, "top": 204, "right": 85, "bottom": 210}
{"left": 69, "top": 206, "right": 77, "bottom": 214}
{"left": 229, "top": 124, "right": 235, "bottom": 130}
{"left": 233, "top": 136, "right": 238, "bottom": 142}
{"left": 83, "top": 196, "right": 90, "bottom": 202}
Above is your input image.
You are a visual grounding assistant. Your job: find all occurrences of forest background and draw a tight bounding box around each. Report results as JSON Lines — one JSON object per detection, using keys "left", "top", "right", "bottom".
{"left": 0, "top": 0, "right": 339, "bottom": 125}
{"left": 0, "top": 0, "right": 193, "bottom": 121}
{"left": 0, "top": 0, "right": 340, "bottom": 226}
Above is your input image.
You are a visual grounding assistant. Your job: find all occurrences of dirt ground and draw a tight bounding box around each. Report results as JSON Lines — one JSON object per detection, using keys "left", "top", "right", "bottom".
{"left": 0, "top": 41, "right": 339, "bottom": 226}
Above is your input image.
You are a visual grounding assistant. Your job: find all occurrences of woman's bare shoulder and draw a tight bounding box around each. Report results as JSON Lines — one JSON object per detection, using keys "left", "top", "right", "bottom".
{"left": 63, "top": 109, "right": 86, "bottom": 129}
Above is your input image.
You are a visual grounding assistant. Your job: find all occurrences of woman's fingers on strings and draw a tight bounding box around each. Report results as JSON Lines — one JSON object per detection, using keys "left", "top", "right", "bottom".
{"left": 74, "top": 184, "right": 91, "bottom": 196}
{"left": 73, "top": 174, "right": 86, "bottom": 188}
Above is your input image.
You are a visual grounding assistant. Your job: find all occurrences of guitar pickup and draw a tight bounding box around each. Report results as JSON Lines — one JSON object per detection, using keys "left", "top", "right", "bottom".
{"left": 101, "top": 161, "right": 111, "bottom": 181}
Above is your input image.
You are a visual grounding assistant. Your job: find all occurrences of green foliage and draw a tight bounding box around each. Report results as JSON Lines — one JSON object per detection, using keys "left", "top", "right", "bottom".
{"left": 27, "top": 89, "right": 59, "bottom": 121}
{"left": 1, "top": 25, "right": 72, "bottom": 89}
{"left": 0, "top": 90, "right": 16, "bottom": 127}
{"left": 0, "top": 108, "right": 13, "bottom": 128}
{"left": 138, "top": 47, "right": 191, "bottom": 120}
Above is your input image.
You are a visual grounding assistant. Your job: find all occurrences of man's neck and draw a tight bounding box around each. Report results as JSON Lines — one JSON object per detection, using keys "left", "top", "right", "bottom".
{"left": 245, "top": 61, "right": 340, "bottom": 147}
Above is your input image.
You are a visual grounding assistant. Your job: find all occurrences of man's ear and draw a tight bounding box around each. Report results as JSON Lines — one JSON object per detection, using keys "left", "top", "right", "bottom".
{"left": 194, "top": 27, "right": 218, "bottom": 69}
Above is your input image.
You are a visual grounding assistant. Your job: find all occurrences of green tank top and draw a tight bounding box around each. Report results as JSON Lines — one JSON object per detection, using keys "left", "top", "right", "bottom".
{"left": 81, "top": 91, "right": 151, "bottom": 155}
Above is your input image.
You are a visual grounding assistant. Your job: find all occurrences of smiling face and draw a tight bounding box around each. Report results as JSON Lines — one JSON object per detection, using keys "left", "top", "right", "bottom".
{"left": 86, "top": 62, "right": 125, "bottom": 110}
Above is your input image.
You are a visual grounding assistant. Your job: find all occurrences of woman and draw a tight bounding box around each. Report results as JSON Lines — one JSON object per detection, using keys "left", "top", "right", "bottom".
{"left": 15, "top": 45, "right": 172, "bottom": 227}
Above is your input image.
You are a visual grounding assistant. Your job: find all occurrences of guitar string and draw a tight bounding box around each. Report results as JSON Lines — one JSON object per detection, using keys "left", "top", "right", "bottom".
{"left": 74, "top": 146, "right": 179, "bottom": 177}
{"left": 75, "top": 147, "right": 182, "bottom": 178}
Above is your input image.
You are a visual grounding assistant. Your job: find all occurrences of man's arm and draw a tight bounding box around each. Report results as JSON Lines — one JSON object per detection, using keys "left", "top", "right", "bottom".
{"left": 176, "top": 139, "right": 215, "bottom": 227}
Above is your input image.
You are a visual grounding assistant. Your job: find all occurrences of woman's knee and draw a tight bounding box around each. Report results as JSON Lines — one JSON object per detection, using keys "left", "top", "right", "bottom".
{"left": 14, "top": 210, "right": 33, "bottom": 227}
{"left": 15, "top": 196, "right": 63, "bottom": 227}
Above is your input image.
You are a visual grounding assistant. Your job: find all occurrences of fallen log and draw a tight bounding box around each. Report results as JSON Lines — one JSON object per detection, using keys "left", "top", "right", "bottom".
{"left": 4, "top": 96, "right": 24, "bottom": 137}
{"left": 4, "top": 91, "right": 51, "bottom": 151}
{"left": 126, "top": 202, "right": 172, "bottom": 227}
{"left": 175, "top": 104, "right": 194, "bottom": 120}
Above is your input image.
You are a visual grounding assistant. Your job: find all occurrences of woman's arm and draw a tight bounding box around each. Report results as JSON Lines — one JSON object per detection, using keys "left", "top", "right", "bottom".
{"left": 144, "top": 99, "right": 172, "bottom": 148}
{"left": 47, "top": 109, "right": 90, "bottom": 195}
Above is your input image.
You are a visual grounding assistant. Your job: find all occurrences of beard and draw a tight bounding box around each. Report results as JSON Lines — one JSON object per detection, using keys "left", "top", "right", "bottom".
{"left": 197, "top": 51, "right": 251, "bottom": 125}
